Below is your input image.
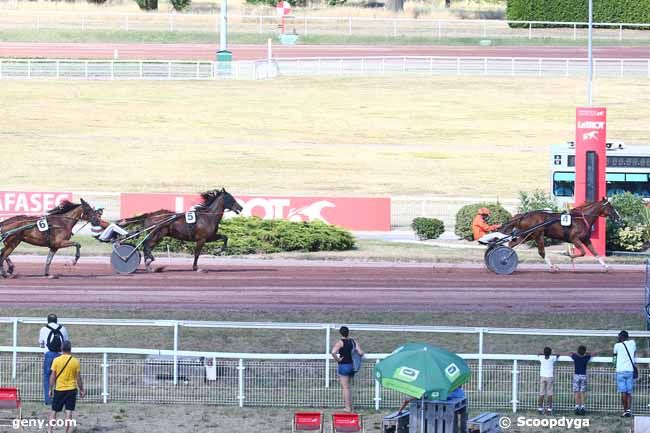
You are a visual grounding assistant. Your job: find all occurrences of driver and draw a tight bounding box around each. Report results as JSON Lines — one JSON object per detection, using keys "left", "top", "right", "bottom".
{"left": 91, "top": 207, "right": 129, "bottom": 242}
{"left": 472, "top": 207, "right": 504, "bottom": 244}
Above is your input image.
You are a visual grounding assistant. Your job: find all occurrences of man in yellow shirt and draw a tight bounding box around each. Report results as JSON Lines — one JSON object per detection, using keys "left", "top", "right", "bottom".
{"left": 48, "top": 341, "right": 85, "bottom": 433}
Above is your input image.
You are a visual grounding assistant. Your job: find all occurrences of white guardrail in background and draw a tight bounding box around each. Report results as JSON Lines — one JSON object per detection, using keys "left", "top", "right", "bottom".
{"left": 1, "top": 10, "right": 650, "bottom": 40}
{"left": 3, "top": 317, "right": 650, "bottom": 412}
{"left": 2, "top": 57, "right": 650, "bottom": 81}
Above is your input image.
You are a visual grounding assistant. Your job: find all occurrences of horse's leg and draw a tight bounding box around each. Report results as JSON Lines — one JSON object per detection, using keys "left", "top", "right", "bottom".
{"left": 143, "top": 229, "right": 166, "bottom": 272}
{"left": 1, "top": 238, "right": 20, "bottom": 278}
{"left": 584, "top": 239, "right": 608, "bottom": 272}
{"left": 44, "top": 248, "right": 58, "bottom": 277}
{"left": 6, "top": 257, "right": 14, "bottom": 275}
{"left": 533, "top": 233, "right": 558, "bottom": 272}
{"left": 193, "top": 239, "right": 206, "bottom": 272}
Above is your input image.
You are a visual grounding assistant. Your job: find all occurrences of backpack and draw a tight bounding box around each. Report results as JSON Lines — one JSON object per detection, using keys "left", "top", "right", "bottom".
{"left": 350, "top": 339, "right": 363, "bottom": 373}
{"left": 46, "top": 324, "right": 63, "bottom": 352}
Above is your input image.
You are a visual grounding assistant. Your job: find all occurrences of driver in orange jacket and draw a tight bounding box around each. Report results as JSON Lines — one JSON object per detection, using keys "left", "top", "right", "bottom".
{"left": 472, "top": 207, "right": 501, "bottom": 241}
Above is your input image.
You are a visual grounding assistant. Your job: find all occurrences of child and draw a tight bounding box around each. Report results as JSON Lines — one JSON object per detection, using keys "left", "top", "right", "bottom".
{"left": 570, "top": 345, "right": 592, "bottom": 415}
{"left": 538, "top": 347, "right": 558, "bottom": 415}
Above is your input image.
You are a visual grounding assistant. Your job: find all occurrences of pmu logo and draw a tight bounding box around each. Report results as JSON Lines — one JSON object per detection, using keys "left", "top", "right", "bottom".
{"left": 395, "top": 367, "right": 420, "bottom": 382}
{"left": 445, "top": 363, "right": 461, "bottom": 381}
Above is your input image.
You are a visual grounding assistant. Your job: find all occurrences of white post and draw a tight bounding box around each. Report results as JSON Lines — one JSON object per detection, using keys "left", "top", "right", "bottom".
{"left": 219, "top": 0, "right": 228, "bottom": 51}
{"left": 348, "top": 17, "right": 352, "bottom": 36}
{"left": 237, "top": 358, "right": 245, "bottom": 407}
{"left": 566, "top": 58, "right": 569, "bottom": 77}
{"left": 324, "top": 326, "right": 331, "bottom": 388}
{"left": 511, "top": 360, "right": 518, "bottom": 413}
{"left": 482, "top": 20, "right": 487, "bottom": 38}
{"left": 102, "top": 353, "right": 109, "bottom": 404}
{"left": 11, "top": 319, "right": 17, "bottom": 380}
{"left": 374, "top": 359, "right": 381, "bottom": 411}
{"left": 478, "top": 329, "right": 484, "bottom": 391}
{"left": 573, "top": 23, "right": 577, "bottom": 40}
{"left": 587, "top": 0, "right": 594, "bottom": 106}
{"left": 619, "top": 24, "right": 623, "bottom": 41}
{"left": 173, "top": 322, "right": 179, "bottom": 385}
{"left": 528, "top": 22, "right": 532, "bottom": 39}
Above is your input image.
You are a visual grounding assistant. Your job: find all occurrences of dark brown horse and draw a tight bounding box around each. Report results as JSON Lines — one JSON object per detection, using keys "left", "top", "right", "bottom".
{"left": 0, "top": 199, "right": 102, "bottom": 277}
{"left": 500, "top": 198, "right": 620, "bottom": 272}
{"left": 117, "top": 189, "right": 243, "bottom": 272}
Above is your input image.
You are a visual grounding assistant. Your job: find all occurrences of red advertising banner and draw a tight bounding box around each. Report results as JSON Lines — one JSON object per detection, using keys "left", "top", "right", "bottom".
{"left": 575, "top": 107, "right": 607, "bottom": 255}
{"left": 120, "top": 193, "right": 391, "bottom": 231}
{"left": 0, "top": 191, "right": 72, "bottom": 221}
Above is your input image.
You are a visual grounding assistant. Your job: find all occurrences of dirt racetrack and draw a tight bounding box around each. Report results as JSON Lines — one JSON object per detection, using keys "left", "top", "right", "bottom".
{"left": 0, "top": 257, "right": 643, "bottom": 312}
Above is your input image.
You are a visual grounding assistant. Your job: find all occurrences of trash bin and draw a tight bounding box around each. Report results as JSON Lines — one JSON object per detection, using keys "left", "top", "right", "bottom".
{"left": 216, "top": 50, "right": 232, "bottom": 76}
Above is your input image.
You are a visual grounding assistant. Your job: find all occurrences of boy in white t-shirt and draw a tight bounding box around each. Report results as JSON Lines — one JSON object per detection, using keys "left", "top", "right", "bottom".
{"left": 538, "top": 347, "right": 558, "bottom": 415}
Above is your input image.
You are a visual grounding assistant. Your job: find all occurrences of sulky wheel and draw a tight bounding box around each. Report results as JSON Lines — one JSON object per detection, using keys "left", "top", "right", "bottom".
{"left": 486, "top": 246, "right": 519, "bottom": 275}
{"left": 110, "top": 244, "right": 141, "bottom": 274}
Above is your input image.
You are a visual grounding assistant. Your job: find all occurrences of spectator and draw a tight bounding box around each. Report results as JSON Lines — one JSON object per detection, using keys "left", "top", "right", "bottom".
{"left": 613, "top": 330, "right": 636, "bottom": 417}
{"left": 538, "top": 347, "right": 558, "bottom": 415}
{"left": 570, "top": 345, "right": 592, "bottom": 415}
{"left": 330, "top": 326, "right": 364, "bottom": 412}
{"left": 48, "top": 341, "right": 84, "bottom": 433}
{"left": 39, "top": 314, "right": 69, "bottom": 405}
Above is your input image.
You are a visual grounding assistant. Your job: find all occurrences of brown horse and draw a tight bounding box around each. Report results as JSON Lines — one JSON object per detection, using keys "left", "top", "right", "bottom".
{"left": 117, "top": 189, "right": 243, "bottom": 272}
{"left": 0, "top": 199, "right": 102, "bottom": 277}
{"left": 500, "top": 198, "right": 620, "bottom": 272}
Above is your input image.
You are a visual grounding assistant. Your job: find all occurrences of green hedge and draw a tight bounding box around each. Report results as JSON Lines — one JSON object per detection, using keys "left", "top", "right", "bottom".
{"left": 455, "top": 203, "right": 512, "bottom": 240}
{"left": 507, "top": 0, "right": 650, "bottom": 26}
{"left": 152, "top": 216, "right": 355, "bottom": 256}
{"left": 606, "top": 192, "right": 650, "bottom": 251}
{"left": 411, "top": 217, "right": 445, "bottom": 241}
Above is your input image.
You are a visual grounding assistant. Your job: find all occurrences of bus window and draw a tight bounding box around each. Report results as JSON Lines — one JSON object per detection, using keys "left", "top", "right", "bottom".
{"left": 553, "top": 172, "right": 575, "bottom": 197}
{"left": 605, "top": 173, "right": 650, "bottom": 198}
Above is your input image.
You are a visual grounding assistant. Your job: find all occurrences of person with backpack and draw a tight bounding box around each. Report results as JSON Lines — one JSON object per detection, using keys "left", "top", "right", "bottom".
{"left": 39, "top": 314, "right": 69, "bottom": 405}
{"left": 47, "top": 340, "right": 84, "bottom": 433}
{"left": 330, "top": 326, "right": 364, "bottom": 412}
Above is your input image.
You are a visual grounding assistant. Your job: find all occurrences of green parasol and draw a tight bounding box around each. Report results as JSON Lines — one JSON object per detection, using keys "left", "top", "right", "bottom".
{"left": 374, "top": 343, "right": 471, "bottom": 400}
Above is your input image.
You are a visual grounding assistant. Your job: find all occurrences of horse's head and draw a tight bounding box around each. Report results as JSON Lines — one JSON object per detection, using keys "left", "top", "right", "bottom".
{"left": 600, "top": 197, "right": 621, "bottom": 221}
{"left": 79, "top": 198, "right": 103, "bottom": 226}
{"left": 220, "top": 188, "right": 243, "bottom": 214}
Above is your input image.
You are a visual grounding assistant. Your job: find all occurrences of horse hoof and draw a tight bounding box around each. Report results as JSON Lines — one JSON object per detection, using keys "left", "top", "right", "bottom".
{"left": 154, "top": 267, "right": 165, "bottom": 273}
{"left": 47, "top": 275, "right": 58, "bottom": 280}
{"left": 196, "top": 268, "right": 207, "bottom": 273}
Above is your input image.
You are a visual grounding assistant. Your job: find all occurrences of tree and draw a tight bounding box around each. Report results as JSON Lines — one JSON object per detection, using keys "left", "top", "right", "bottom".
{"left": 445, "top": 0, "right": 451, "bottom": 7}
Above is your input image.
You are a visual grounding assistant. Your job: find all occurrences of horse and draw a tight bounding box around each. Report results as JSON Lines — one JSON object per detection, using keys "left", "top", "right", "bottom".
{"left": 117, "top": 188, "right": 243, "bottom": 272}
{"left": 499, "top": 198, "right": 620, "bottom": 272}
{"left": 0, "top": 199, "right": 102, "bottom": 277}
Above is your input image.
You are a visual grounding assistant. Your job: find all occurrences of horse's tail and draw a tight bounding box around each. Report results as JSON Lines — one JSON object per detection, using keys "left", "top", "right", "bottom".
{"left": 116, "top": 214, "right": 147, "bottom": 229}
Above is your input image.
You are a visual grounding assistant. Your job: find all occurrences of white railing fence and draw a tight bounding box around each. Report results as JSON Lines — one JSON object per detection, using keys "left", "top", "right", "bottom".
{"left": 3, "top": 57, "right": 649, "bottom": 81}
{"left": 1, "top": 348, "right": 649, "bottom": 414}
{"left": 3, "top": 317, "right": 650, "bottom": 404}
{"left": 1, "top": 11, "right": 650, "bottom": 41}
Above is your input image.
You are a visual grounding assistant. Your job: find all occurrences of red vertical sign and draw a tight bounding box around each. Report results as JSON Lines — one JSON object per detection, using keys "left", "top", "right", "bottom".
{"left": 575, "top": 107, "right": 607, "bottom": 255}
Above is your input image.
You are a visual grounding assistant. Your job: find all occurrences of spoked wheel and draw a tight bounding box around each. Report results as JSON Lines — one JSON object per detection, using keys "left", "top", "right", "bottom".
{"left": 111, "top": 244, "right": 141, "bottom": 274}
{"left": 486, "top": 246, "right": 519, "bottom": 275}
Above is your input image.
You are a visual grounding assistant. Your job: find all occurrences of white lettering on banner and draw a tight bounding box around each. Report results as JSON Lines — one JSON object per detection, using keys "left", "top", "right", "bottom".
{"left": 577, "top": 121, "right": 605, "bottom": 129}
{"left": 0, "top": 192, "right": 70, "bottom": 215}
{"left": 287, "top": 201, "right": 335, "bottom": 223}
{"left": 241, "top": 198, "right": 290, "bottom": 219}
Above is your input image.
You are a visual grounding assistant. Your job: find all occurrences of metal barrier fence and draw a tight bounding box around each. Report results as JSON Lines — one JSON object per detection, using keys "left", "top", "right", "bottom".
{"left": 1, "top": 11, "right": 650, "bottom": 41}
{"left": 4, "top": 57, "right": 649, "bottom": 81}
{"left": 267, "top": 56, "right": 650, "bottom": 79}
{"left": 1, "top": 350, "right": 649, "bottom": 414}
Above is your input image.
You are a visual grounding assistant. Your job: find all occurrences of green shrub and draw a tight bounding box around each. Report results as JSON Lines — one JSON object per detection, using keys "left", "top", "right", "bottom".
{"left": 170, "top": 0, "right": 191, "bottom": 11}
{"left": 152, "top": 216, "right": 355, "bottom": 256}
{"left": 245, "top": 0, "right": 307, "bottom": 7}
{"left": 517, "top": 189, "right": 560, "bottom": 214}
{"left": 134, "top": 0, "right": 158, "bottom": 10}
{"left": 606, "top": 193, "right": 650, "bottom": 251}
{"left": 411, "top": 217, "right": 445, "bottom": 241}
{"left": 507, "top": 0, "right": 650, "bottom": 27}
{"left": 455, "top": 203, "right": 512, "bottom": 240}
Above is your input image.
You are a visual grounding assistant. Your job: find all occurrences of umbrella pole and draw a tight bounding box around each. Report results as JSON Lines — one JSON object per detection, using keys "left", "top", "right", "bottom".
{"left": 420, "top": 396, "right": 424, "bottom": 433}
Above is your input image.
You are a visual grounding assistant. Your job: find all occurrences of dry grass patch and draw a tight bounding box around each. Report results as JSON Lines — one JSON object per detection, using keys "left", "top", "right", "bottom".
{"left": 1, "top": 77, "right": 649, "bottom": 196}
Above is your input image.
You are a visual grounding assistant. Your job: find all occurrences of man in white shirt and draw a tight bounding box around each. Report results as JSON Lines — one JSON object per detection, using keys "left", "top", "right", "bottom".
{"left": 39, "top": 314, "right": 70, "bottom": 405}
{"left": 613, "top": 330, "right": 636, "bottom": 417}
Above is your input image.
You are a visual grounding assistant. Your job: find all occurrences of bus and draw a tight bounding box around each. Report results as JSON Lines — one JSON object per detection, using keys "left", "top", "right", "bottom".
{"left": 551, "top": 142, "right": 650, "bottom": 206}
